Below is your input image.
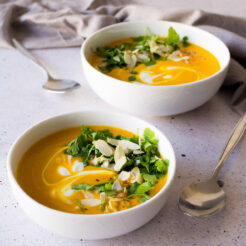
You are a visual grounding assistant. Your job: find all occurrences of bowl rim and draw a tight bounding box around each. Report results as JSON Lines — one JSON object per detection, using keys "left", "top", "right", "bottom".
{"left": 7, "top": 110, "right": 176, "bottom": 218}
{"left": 81, "top": 20, "right": 230, "bottom": 88}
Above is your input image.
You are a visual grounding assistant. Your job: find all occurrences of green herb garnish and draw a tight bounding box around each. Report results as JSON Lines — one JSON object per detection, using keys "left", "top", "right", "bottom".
{"left": 65, "top": 126, "right": 169, "bottom": 208}
{"left": 127, "top": 182, "right": 152, "bottom": 203}
{"left": 143, "top": 128, "right": 159, "bottom": 145}
{"left": 72, "top": 180, "right": 113, "bottom": 191}
{"left": 65, "top": 126, "right": 113, "bottom": 165}
{"left": 128, "top": 75, "right": 136, "bottom": 81}
{"left": 166, "top": 27, "right": 180, "bottom": 49}
{"left": 181, "top": 36, "right": 190, "bottom": 47}
{"left": 144, "top": 58, "right": 156, "bottom": 66}
{"left": 100, "top": 199, "right": 107, "bottom": 211}
{"left": 76, "top": 199, "right": 85, "bottom": 213}
{"left": 142, "top": 174, "right": 157, "bottom": 185}
{"left": 94, "top": 26, "right": 190, "bottom": 74}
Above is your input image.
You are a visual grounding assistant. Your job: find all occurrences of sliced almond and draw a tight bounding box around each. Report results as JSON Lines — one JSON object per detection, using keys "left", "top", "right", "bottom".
{"left": 81, "top": 199, "right": 101, "bottom": 207}
{"left": 82, "top": 190, "right": 94, "bottom": 199}
{"left": 118, "top": 171, "right": 130, "bottom": 181}
{"left": 114, "top": 145, "right": 125, "bottom": 163}
{"left": 130, "top": 167, "right": 143, "bottom": 184}
{"left": 90, "top": 156, "right": 98, "bottom": 166}
{"left": 113, "top": 56, "right": 120, "bottom": 62}
{"left": 124, "top": 51, "right": 137, "bottom": 68}
{"left": 107, "top": 138, "right": 120, "bottom": 146}
{"left": 101, "top": 160, "right": 109, "bottom": 168}
{"left": 118, "top": 140, "right": 140, "bottom": 151}
{"left": 112, "top": 180, "right": 122, "bottom": 191}
{"left": 124, "top": 51, "right": 131, "bottom": 64}
{"left": 114, "top": 156, "right": 127, "bottom": 172}
{"left": 137, "top": 53, "right": 149, "bottom": 62}
{"left": 149, "top": 40, "right": 174, "bottom": 56}
{"left": 94, "top": 139, "right": 114, "bottom": 157}
{"left": 136, "top": 50, "right": 149, "bottom": 62}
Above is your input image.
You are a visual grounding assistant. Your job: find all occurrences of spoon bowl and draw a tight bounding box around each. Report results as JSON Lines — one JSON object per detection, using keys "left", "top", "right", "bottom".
{"left": 178, "top": 179, "right": 226, "bottom": 217}
{"left": 178, "top": 113, "right": 246, "bottom": 218}
{"left": 12, "top": 39, "right": 80, "bottom": 93}
{"left": 42, "top": 78, "right": 80, "bottom": 93}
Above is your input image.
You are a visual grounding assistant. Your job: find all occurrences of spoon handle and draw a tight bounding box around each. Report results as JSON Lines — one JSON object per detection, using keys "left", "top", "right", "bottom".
{"left": 12, "top": 39, "right": 52, "bottom": 79}
{"left": 212, "top": 113, "right": 246, "bottom": 179}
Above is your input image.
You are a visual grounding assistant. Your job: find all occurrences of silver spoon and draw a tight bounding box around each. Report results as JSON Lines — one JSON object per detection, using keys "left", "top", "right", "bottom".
{"left": 12, "top": 39, "right": 80, "bottom": 93}
{"left": 178, "top": 113, "right": 246, "bottom": 218}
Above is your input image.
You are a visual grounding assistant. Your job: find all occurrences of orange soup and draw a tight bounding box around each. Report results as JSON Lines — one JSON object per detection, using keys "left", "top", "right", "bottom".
{"left": 17, "top": 126, "right": 168, "bottom": 214}
{"left": 89, "top": 27, "right": 220, "bottom": 86}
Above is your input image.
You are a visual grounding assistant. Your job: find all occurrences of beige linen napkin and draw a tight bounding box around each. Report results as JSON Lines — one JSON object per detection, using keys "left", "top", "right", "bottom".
{"left": 1, "top": 0, "right": 246, "bottom": 113}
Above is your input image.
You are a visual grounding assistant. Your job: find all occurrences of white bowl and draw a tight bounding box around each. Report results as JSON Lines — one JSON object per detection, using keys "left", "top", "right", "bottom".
{"left": 7, "top": 111, "right": 176, "bottom": 239}
{"left": 81, "top": 21, "right": 230, "bottom": 116}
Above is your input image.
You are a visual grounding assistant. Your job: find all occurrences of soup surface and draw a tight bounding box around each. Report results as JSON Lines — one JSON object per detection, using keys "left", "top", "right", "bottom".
{"left": 89, "top": 27, "right": 220, "bottom": 86}
{"left": 17, "top": 126, "right": 168, "bottom": 214}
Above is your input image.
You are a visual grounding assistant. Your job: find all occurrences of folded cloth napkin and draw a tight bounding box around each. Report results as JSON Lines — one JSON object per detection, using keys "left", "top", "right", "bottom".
{"left": 1, "top": 0, "right": 246, "bottom": 113}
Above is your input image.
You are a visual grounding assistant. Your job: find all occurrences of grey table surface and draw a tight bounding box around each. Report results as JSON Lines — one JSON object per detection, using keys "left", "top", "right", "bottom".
{"left": 1, "top": 1, "right": 246, "bottom": 245}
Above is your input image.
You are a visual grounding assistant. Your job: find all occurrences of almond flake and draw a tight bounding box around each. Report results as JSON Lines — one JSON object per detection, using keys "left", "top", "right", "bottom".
{"left": 90, "top": 156, "right": 98, "bottom": 166}
{"left": 112, "top": 180, "right": 122, "bottom": 191}
{"left": 107, "top": 138, "right": 120, "bottom": 146}
{"left": 124, "top": 51, "right": 137, "bottom": 68}
{"left": 82, "top": 190, "right": 95, "bottom": 199}
{"left": 114, "top": 156, "right": 127, "bottom": 172}
{"left": 94, "top": 139, "right": 114, "bottom": 157}
{"left": 118, "top": 171, "right": 130, "bottom": 181}
{"left": 130, "top": 167, "right": 143, "bottom": 184}
{"left": 81, "top": 199, "right": 101, "bottom": 207}
{"left": 113, "top": 56, "right": 120, "bottom": 62}
{"left": 114, "top": 145, "right": 125, "bottom": 163}
{"left": 118, "top": 140, "right": 140, "bottom": 151}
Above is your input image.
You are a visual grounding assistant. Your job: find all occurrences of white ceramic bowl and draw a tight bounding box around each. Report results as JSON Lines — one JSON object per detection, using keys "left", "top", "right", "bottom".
{"left": 7, "top": 111, "right": 176, "bottom": 239}
{"left": 81, "top": 21, "right": 230, "bottom": 116}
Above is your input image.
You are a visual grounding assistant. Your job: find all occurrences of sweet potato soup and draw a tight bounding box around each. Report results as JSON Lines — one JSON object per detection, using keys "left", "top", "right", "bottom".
{"left": 89, "top": 27, "right": 220, "bottom": 86}
{"left": 17, "top": 126, "right": 168, "bottom": 214}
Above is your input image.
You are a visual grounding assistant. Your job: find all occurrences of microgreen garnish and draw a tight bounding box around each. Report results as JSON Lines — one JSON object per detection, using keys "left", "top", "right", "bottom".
{"left": 166, "top": 27, "right": 180, "bottom": 50}
{"left": 94, "top": 26, "right": 189, "bottom": 74}
{"left": 65, "top": 126, "right": 113, "bottom": 165}
{"left": 65, "top": 126, "right": 169, "bottom": 210}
